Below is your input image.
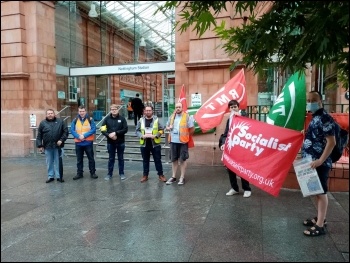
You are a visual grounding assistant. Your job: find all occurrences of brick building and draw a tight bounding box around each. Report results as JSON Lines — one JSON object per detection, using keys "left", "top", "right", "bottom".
{"left": 1, "top": 1, "right": 348, "bottom": 164}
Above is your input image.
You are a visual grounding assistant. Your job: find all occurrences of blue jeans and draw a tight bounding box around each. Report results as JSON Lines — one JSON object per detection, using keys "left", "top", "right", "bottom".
{"left": 140, "top": 142, "right": 163, "bottom": 176}
{"left": 44, "top": 148, "right": 60, "bottom": 179}
{"left": 107, "top": 142, "right": 125, "bottom": 176}
{"left": 75, "top": 144, "right": 96, "bottom": 175}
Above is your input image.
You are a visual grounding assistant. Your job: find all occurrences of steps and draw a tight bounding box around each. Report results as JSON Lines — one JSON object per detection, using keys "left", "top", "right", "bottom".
{"left": 61, "top": 126, "right": 170, "bottom": 162}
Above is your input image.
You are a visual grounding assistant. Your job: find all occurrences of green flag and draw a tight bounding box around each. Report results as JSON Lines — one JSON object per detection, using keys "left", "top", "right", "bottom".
{"left": 266, "top": 72, "right": 306, "bottom": 131}
{"left": 168, "top": 104, "right": 215, "bottom": 134}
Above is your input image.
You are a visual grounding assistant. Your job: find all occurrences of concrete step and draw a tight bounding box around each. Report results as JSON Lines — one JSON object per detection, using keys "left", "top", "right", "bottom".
{"left": 31, "top": 127, "right": 169, "bottom": 163}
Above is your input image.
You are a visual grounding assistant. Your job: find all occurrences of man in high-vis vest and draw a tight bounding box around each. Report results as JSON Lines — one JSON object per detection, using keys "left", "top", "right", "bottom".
{"left": 70, "top": 106, "right": 98, "bottom": 180}
{"left": 135, "top": 105, "right": 167, "bottom": 183}
{"left": 165, "top": 102, "right": 195, "bottom": 185}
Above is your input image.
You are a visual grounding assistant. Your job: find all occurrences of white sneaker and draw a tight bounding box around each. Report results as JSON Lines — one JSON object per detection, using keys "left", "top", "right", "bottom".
{"left": 178, "top": 177, "right": 185, "bottom": 185}
{"left": 166, "top": 177, "right": 176, "bottom": 185}
{"left": 226, "top": 188, "right": 239, "bottom": 196}
{"left": 243, "top": 191, "right": 251, "bottom": 198}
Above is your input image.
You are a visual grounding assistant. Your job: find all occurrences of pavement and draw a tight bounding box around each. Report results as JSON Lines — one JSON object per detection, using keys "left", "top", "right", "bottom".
{"left": 1, "top": 156, "right": 349, "bottom": 262}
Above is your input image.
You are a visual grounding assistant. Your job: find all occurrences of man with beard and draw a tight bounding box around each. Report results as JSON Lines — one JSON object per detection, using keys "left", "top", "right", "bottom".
{"left": 165, "top": 102, "right": 195, "bottom": 185}
{"left": 135, "top": 105, "right": 167, "bottom": 183}
{"left": 36, "top": 109, "right": 68, "bottom": 183}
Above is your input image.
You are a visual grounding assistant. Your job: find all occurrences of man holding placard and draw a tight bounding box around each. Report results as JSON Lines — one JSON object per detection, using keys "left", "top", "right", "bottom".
{"left": 135, "top": 105, "right": 167, "bottom": 183}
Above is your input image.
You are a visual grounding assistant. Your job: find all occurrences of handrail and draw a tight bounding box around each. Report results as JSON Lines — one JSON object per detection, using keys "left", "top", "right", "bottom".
{"left": 95, "top": 132, "right": 105, "bottom": 141}
{"left": 95, "top": 105, "right": 125, "bottom": 127}
{"left": 57, "top": 105, "right": 70, "bottom": 116}
{"left": 95, "top": 112, "right": 111, "bottom": 127}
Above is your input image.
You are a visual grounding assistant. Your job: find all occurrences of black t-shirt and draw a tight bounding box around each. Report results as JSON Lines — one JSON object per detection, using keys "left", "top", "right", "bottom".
{"left": 144, "top": 118, "right": 153, "bottom": 145}
{"left": 145, "top": 118, "right": 152, "bottom": 128}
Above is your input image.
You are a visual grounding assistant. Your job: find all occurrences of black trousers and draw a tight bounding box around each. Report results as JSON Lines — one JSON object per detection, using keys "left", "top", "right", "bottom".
{"left": 133, "top": 111, "right": 143, "bottom": 125}
{"left": 58, "top": 148, "right": 63, "bottom": 179}
{"left": 227, "top": 167, "right": 251, "bottom": 192}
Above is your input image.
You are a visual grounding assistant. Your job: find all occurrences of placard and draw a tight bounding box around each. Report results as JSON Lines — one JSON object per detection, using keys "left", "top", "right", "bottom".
{"left": 191, "top": 93, "right": 201, "bottom": 107}
{"left": 293, "top": 156, "right": 324, "bottom": 197}
{"left": 58, "top": 91, "right": 65, "bottom": 99}
{"left": 30, "top": 114, "right": 37, "bottom": 127}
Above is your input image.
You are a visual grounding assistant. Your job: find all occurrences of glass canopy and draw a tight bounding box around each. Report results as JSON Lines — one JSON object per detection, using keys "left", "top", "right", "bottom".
{"left": 97, "top": 1, "right": 175, "bottom": 60}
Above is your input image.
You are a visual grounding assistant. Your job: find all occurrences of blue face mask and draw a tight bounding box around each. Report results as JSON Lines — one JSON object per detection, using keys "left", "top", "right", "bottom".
{"left": 306, "top": 102, "right": 320, "bottom": 113}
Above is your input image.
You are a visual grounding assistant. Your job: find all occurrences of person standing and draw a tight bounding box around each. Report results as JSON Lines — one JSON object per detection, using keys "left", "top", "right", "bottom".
{"left": 219, "top": 100, "right": 252, "bottom": 197}
{"left": 131, "top": 93, "right": 144, "bottom": 126}
{"left": 127, "top": 98, "right": 133, "bottom": 120}
{"left": 36, "top": 109, "right": 68, "bottom": 183}
{"left": 302, "top": 91, "right": 336, "bottom": 237}
{"left": 165, "top": 102, "right": 195, "bottom": 185}
{"left": 100, "top": 104, "right": 128, "bottom": 180}
{"left": 135, "top": 105, "right": 167, "bottom": 183}
{"left": 70, "top": 106, "right": 98, "bottom": 180}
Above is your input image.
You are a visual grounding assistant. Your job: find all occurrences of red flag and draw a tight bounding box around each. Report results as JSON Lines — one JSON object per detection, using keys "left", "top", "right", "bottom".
{"left": 222, "top": 116, "right": 303, "bottom": 197}
{"left": 178, "top": 84, "right": 188, "bottom": 112}
{"left": 178, "top": 84, "right": 194, "bottom": 148}
{"left": 194, "top": 69, "right": 247, "bottom": 133}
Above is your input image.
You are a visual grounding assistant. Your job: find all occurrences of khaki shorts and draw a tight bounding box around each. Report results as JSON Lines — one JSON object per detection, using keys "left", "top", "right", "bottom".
{"left": 169, "top": 143, "right": 189, "bottom": 162}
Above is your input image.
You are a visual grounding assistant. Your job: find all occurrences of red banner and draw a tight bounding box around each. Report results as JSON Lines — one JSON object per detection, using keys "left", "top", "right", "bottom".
{"left": 178, "top": 84, "right": 188, "bottom": 112}
{"left": 222, "top": 116, "right": 303, "bottom": 197}
{"left": 194, "top": 69, "right": 247, "bottom": 133}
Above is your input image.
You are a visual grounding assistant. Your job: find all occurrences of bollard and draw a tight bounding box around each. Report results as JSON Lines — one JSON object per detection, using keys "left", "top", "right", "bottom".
{"left": 30, "top": 127, "right": 38, "bottom": 157}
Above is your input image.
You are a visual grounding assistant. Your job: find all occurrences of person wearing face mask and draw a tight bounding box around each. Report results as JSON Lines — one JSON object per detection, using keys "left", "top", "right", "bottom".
{"left": 302, "top": 91, "right": 336, "bottom": 237}
{"left": 219, "top": 100, "right": 252, "bottom": 198}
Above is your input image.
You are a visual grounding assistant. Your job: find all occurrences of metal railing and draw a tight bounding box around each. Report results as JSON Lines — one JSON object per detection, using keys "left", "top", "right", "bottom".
{"left": 30, "top": 106, "right": 72, "bottom": 156}
{"left": 245, "top": 103, "right": 349, "bottom": 121}
{"left": 93, "top": 105, "right": 125, "bottom": 158}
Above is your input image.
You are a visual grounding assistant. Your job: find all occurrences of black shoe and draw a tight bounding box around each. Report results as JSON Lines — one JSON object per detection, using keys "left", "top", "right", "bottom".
{"left": 46, "top": 178, "right": 54, "bottom": 183}
{"left": 57, "top": 178, "right": 65, "bottom": 183}
{"left": 90, "top": 174, "right": 98, "bottom": 179}
{"left": 73, "top": 175, "right": 83, "bottom": 180}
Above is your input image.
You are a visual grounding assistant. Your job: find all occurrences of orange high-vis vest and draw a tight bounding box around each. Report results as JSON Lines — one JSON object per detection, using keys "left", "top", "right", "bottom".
{"left": 127, "top": 102, "right": 133, "bottom": 111}
{"left": 74, "top": 118, "right": 94, "bottom": 142}
{"left": 168, "top": 112, "right": 190, "bottom": 143}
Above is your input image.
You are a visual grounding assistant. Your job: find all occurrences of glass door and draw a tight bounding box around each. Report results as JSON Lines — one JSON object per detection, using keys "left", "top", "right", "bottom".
{"left": 94, "top": 75, "right": 110, "bottom": 122}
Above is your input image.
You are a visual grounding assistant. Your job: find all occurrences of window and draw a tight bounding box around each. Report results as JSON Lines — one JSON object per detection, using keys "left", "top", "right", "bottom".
{"left": 68, "top": 77, "right": 78, "bottom": 102}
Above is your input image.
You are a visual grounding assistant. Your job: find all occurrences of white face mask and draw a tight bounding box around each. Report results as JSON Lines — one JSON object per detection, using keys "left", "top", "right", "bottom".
{"left": 306, "top": 102, "right": 320, "bottom": 113}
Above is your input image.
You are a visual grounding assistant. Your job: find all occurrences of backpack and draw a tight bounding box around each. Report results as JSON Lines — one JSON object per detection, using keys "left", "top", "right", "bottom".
{"left": 330, "top": 121, "right": 349, "bottom": 163}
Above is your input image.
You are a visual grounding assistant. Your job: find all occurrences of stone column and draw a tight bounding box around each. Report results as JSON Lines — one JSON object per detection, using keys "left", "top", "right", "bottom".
{"left": 1, "top": 1, "right": 56, "bottom": 157}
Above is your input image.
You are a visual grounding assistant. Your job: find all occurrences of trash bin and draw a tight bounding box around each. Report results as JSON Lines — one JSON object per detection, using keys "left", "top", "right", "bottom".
{"left": 93, "top": 110, "right": 103, "bottom": 121}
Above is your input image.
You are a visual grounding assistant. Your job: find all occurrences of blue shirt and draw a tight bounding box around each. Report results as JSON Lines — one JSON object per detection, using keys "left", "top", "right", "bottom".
{"left": 301, "top": 108, "right": 335, "bottom": 168}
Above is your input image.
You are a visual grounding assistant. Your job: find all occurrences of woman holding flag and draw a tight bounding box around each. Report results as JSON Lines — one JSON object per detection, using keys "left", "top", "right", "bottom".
{"left": 219, "top": 100, "right": 252, "bottom": 198}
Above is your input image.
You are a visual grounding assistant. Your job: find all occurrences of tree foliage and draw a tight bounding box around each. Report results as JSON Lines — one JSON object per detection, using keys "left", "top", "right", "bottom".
{"left": 157, "top": 1, "right": 349, "bottom": 89}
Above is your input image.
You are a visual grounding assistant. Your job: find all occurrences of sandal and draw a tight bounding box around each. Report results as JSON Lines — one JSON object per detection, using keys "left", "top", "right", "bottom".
{"left": 303, "top": 217, "right": 327, "bottom": 227}
{"left": 304, "top": 225, "right": 326, "bottom": 236}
